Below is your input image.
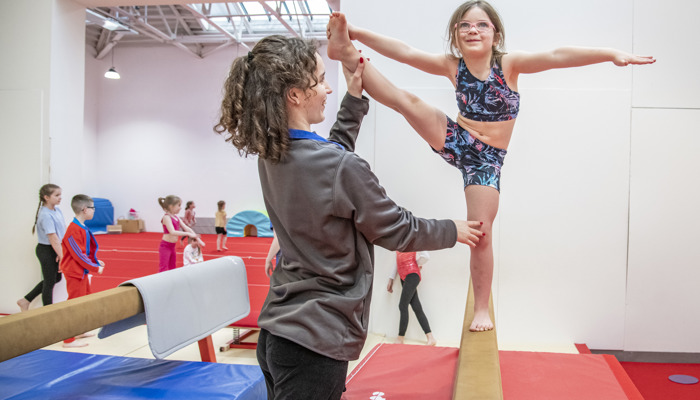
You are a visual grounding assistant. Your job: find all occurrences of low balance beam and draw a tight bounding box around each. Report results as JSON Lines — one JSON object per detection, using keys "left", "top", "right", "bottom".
{"left": 0, "top": 286, "right": 144, "bottom": 362}
{"left": 452, "top": 278, "right": 503, "bottom": 400}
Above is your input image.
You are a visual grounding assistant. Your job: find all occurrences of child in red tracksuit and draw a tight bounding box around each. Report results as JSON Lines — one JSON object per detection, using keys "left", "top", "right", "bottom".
{"left": 59, "top": 194, "right": 105, "bottom": 348}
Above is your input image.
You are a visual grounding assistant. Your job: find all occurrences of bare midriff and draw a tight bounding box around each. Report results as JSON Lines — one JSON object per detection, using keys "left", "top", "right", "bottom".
{"left": 457, "top": 114, "right": 516, "bottom": 150}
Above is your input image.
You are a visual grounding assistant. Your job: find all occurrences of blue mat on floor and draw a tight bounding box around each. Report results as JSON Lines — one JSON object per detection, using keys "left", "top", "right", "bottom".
{"left": 0, "top": 350, "right": 265, "bottom": 399}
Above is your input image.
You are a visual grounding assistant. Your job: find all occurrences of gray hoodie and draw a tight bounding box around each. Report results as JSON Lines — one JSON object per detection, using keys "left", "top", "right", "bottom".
{"left": 257, "top": 93, "right": 457, "bottom": 361}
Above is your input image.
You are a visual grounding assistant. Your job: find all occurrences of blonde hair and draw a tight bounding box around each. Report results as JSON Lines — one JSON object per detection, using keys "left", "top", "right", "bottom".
{"left": 446, "top": 0, "right": 507, "bottom": 65}
{"left": 158, "top": 195, "right": 181, "bottom": 212}
{"left": 32, "top": 184, "right": 60, "bottom": 234}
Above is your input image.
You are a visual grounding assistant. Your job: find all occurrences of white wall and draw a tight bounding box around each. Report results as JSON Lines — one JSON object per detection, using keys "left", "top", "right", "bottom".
{"left": 86, "top": 44, "right": 338, "bottom": 231}
{"left": 624, "top": 0, "right": 700, "bottom": 353}
{"left": 0, "top": 0, "right": 85, "bottom": 314}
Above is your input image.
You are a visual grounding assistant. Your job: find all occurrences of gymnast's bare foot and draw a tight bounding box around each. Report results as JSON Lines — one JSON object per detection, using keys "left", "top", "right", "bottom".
{"left": 395, "top": 336, "right": 405, "bottom": 344}
{"left": 469, "top": 309, "right": 494, "bottom": 332}
{"left": 426, "top": 333, "right": 437, "bottom": 346}
{"left": 17, "top": 298, "right": 30, "bottom": 312}
{"left": 326, "top": 12, "right": 358, "bottom": 64}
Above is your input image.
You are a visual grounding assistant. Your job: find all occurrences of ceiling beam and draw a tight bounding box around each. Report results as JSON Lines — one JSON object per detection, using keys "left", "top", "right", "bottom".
{"left": 156, "top": 5, "right": 174, "bottom": 37}
{"left": 110, "top": 6, "right": 202, "bottom": 58}
{"left": 184, "top": 3, "right": 250, "bottom": 50}
{"left": 258, "top": 1, "right": 298, "bottom": 37}
{"left": 232, "top": 3, "right": 253, "bottom": 34}
{"left": 96, "top": 32, "right": 125, "bottom": 59}
{"left": 169, "top": 5, "right": 193, "bottom": 35}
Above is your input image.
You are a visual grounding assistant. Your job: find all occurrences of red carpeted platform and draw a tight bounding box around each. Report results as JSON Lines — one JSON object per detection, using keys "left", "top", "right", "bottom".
{"left": 343, "top": 343, "right": 645, "bottom": 400}
{"left": 92, "top": 232, "right": 272, "bottom": 328}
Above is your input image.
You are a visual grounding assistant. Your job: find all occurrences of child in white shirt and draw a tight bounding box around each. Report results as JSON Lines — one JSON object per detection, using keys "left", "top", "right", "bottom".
{"left": 183, "top": 235, "right": 205, "bottom": 266}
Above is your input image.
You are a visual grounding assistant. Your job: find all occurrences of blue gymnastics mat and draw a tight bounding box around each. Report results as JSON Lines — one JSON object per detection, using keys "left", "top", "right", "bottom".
{"left": 0, "top": 350, "right": 265, "bottom": 399}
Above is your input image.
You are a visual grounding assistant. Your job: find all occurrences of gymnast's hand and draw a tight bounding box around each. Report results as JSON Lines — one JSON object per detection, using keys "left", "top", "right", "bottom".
{"left": 453, "top": 220, "right": 484, "bottom": 247}
{"left": 612, "top": 50, "right": 655, "bottom": 66}
{"left": 387, "top": 278, "right": 394, "bottom": 293}
{"left": 342, "top": 55, "right": 366, "bottom": 98}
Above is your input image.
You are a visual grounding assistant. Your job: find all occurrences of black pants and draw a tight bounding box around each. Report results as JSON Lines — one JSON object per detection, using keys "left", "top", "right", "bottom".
{"left": 24, "top": 244, "right": 61, "bottom": 306}
{"left": 256, "top": 329, "right": 348, "bottom": 400}
{"left": 399, "top": 273, "right": 432, "bottom": 336}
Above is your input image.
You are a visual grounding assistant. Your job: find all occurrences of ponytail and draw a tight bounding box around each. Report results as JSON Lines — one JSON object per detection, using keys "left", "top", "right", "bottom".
{"left": 158, "top": 195, "right": 181, "bottom": 212}
{"left": 31, "top": 201, "right": 41, "bottom": 234}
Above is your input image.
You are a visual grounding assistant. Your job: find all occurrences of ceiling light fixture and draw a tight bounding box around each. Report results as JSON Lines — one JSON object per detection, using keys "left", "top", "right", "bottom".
{"left": 104, "top": 49, "right": 120, "bottom": 80}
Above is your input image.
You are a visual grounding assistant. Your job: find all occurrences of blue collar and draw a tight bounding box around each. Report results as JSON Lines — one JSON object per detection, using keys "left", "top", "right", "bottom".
{"left": 288, "top": 129, "right": 344, "bottom": 150}
{"left": 72, "top": 217, "right": 87, "bottom": 229}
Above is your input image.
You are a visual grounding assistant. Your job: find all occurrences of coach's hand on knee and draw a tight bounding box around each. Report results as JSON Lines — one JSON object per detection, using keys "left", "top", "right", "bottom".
{"left": 453, "top": 220, "right": 484, "bottom": 247}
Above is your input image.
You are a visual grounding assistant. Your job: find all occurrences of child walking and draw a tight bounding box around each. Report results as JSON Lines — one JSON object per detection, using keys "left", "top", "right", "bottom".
{"left": 215, "top": 34, "right": 483, "bottom": 400}
{"left": 158, "top": 195, "right": 196, "bottom": 272}
{"left": 215, "top": 200, "right": 228, "bottom": 251}
{"left": 326, "top": 2, "right": 655, "bottom": 331}
{"left": 18, "top": 184, "right": 66, "bottom": 311}
{"left": 388, "top": 251, "right": 436, "bottom": 346}
{"left": 60, "top": 194, "right": 105, "bottom": 348}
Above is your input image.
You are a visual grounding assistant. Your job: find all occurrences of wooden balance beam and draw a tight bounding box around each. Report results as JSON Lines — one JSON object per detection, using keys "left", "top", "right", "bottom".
{"left": 452, "top": 278, "right": 503, "bottom": 400}
{"left": 0, "top": 286, "right": 218, "bottom": 363}
{"left": 0, "top": 286, "right": 143, "bottom": 362}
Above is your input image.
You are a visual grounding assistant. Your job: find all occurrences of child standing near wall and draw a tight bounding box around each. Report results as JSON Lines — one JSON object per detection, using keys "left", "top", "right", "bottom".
{"left": 215, "top": 200, "right": 228, "bottom": 252}
{"left": 60, "top": 194, "right": 105, "bottom": 348}
{"left": 158, "top": 195, "right": 196, "bottom": 272}
{"left": 388, "top": 251, "right": 436, "bottom": 345}
{"left": 18, "top": 184, "right": 66, "bottom": 311}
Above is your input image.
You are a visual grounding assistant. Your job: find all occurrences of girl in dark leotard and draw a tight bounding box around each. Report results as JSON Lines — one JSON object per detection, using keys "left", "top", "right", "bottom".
{"left": 326, "top": 1, "right": 654, "bottom": 332}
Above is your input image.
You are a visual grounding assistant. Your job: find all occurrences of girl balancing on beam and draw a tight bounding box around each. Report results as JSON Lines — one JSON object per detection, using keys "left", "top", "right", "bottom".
{"left": 326, "top": 1, "right": 654, "bottom": 332}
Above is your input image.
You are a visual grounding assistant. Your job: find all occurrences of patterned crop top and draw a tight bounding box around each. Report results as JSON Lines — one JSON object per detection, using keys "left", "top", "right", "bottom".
{"left": 455, "top": 58, "right": 520, "bottom": 122}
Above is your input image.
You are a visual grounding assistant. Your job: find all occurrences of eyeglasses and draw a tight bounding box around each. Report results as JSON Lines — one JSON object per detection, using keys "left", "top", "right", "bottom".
{"left": 456, "top": 20, "right": 494, "bottom": 33}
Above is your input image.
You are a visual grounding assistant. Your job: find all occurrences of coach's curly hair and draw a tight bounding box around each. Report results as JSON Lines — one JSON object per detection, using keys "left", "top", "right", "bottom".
{"left": 214, "top": 35, "right": 319, "bottom": 163}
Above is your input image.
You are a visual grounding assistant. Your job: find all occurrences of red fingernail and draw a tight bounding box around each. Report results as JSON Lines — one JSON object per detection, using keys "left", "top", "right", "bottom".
{"left": 480, "top": 222, "right": 483, "bottom": 225}
{"left": 482, "top": 233, "right": 486, "bottom": 236}
{"left": 360, "top": 57, "right": 364, "bottom": 63}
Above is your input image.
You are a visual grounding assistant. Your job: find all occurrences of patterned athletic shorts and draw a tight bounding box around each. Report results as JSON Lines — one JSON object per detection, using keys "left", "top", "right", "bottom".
{"left": 432, "top": 116, "right": 507, "bottom": 191}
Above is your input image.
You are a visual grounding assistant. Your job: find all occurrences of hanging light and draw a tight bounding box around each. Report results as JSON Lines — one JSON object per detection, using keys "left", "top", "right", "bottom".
{"left": 104, "top": 48, "right": 120, "bottom": 79}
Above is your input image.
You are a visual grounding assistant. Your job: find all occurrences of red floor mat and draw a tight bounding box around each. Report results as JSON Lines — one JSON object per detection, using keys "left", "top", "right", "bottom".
{"left": 621, "top": 362, "right": 700, "bottom": 400}
{"left": 343, "top": 345, "right": 640, "bottom": 400}
{"left": 343, "top": 343, "right": 459, "bottom": 400}
{"left": 92, "top": 232, "right": 272, "bottom": 291}
{"left": 500, "top": 351, "right": 631, "bottom": 400}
